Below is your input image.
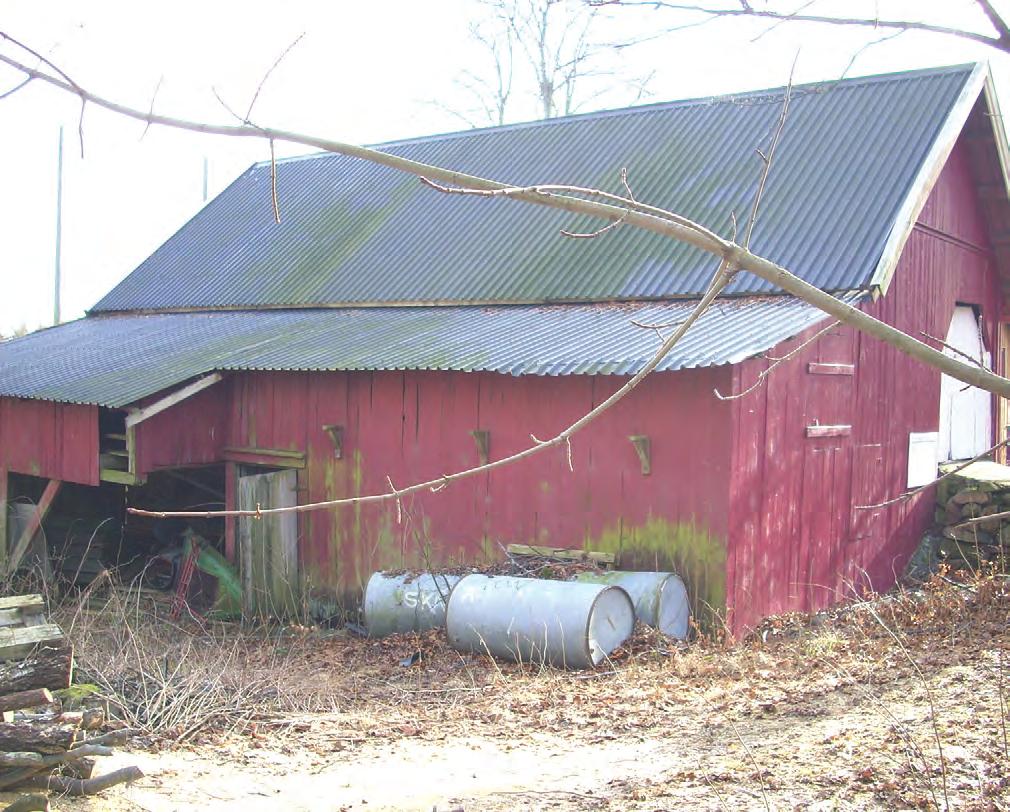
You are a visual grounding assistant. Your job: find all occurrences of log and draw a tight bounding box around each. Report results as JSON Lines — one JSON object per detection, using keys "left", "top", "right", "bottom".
{"left": 1, "top": 795, "right": 49, "bottom": 812}
{"left": 59, "top": 756, "right": 96, "bottom": 780}
{"left": 0, "top": 690, "right": 53, "bottom": 714}
{"left": 0, "top": 745, "right": 114, "bottom": 790}
{"left": 21, "top": 765, "right": 144, "bottom": 796}
{"left": 0, "top": 745, "right": 111, "bottom": 769}
{"left": 72, "top": 728, "right": 139, "bottom": 748}
{"left": 0, "top": 722, "right": 78, "bottom": 754}
{"left": 0, "top": 645, "right": 73, "bottom": 694}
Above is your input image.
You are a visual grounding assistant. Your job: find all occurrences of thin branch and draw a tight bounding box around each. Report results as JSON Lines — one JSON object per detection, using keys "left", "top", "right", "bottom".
{"left": 269, "top": 139, "right": 280, "bottom": 224}
{"left": 0, "top": 75, "right": 31, "bottom": 100}
{"left": 130, "top": 261, "right": 734, "bottom": 519}
{"left": 598, "top": 2, "right": 1007, "bottom": 51}
{"left": 855, "top": 436, "right": 1010, "bottom": 511}
{"left": 714, "top": 318, "right": 840, "bottom": 400}
{"left": 140, "top": 76, "right": 163, "bottom": 140}
{"left": 744, "top": 52, "right": 794, "bottom": 249}
{"left": 243, "top": 32, "right": 305, "bottom": 124}
{"left": 920, "top": 330, "right": 986, "bottom": 370}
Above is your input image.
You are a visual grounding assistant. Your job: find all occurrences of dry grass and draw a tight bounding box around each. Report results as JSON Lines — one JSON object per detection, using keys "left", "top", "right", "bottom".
{"left": 47, "top": 571, "right": 1010, "bottom": 809}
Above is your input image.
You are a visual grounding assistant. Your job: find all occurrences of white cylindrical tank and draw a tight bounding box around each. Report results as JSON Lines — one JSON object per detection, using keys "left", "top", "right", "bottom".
{"left": 445, "top": 574, "right": 635, "bottom": 669}
{"left": 574, "top": 571, "right": 690, "bottom": 639}
{"left": 362, "top": 572, "right": 462, "bottom": 638}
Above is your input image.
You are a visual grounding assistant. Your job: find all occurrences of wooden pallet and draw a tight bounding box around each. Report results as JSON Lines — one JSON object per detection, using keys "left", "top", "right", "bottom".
{"left": 0, "top": 595, "right": 63, "bottom": 661}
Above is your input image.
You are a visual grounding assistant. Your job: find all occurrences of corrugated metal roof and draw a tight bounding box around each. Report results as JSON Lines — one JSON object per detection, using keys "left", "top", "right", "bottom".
{"left": 0, "top": 296, "right": 861, "bottom": 407}
{"left": 92, "top": 65, "right": 977, "bottom": 312}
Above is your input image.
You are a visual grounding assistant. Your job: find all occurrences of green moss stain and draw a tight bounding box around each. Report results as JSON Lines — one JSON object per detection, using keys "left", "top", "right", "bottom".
{"left": 587, "top": 518, "right": 726, "bottom": 631}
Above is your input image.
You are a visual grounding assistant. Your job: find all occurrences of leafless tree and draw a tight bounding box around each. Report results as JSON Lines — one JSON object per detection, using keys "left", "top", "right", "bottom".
{"left": 443, "top": 0, "right": 653, "bottom": 127}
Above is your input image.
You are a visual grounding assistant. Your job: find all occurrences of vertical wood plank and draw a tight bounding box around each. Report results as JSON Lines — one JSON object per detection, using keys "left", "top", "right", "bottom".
{"left": 6, "top": 480, "right": 61, "bottom": 577}
{"left": 0, "top": 468, "right": 7, "bottom": 572}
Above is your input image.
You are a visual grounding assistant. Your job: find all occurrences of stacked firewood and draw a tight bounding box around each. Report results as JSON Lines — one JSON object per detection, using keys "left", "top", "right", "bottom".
{"left": 907, "top": 462, "right": 1010, "bottom": 580}
{"left": 0, "top": 596, "right": 142, "bottom": 811}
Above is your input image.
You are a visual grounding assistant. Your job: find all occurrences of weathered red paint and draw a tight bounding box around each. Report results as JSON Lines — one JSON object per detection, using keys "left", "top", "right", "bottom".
{"left": 726, "top": 136, "right": 1002, "bottom": 631}
{"left": 0, "top": 397, "right": 98, "bottom": 485}
{"left": 133, "top": 380, "right": 229, "bottom": 475}
{"left": 221, "top": 366, "right": 733, "bottom": 615}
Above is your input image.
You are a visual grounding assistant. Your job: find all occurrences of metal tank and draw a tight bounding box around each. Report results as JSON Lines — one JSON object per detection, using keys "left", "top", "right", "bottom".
{"left": 574, "top": 570, "right": 690, "bottom": 639}
{"left": 445, "top": 574, "right": 635, "bottom": 669}
{"left": 362, "top": 572, "right": 462, "bottom": 637}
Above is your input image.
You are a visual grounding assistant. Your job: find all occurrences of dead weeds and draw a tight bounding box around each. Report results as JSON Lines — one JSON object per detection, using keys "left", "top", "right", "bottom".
{"left": 52, "top": 572, "right": 1010, "bottom": 809}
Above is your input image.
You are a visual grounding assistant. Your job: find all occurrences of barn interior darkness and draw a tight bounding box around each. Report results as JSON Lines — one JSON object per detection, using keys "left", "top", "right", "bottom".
{"left": 6, "top": 467, "right": 225, "bottom": 604}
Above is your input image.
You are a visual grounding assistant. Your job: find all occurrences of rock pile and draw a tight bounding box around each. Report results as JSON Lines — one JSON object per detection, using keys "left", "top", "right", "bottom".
{"left": 906, "top": 460, "right": 1010, "bottom": 580}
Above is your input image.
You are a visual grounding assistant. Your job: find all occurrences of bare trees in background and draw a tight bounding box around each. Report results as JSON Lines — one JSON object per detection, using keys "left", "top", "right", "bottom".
{"left": 444, "top": 0, "right": 653, "bottom": 127}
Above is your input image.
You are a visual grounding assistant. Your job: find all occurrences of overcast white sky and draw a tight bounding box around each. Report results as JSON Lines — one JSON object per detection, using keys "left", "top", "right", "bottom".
{"left": 2, "top": 1, "right": 1008, "bottom": 334}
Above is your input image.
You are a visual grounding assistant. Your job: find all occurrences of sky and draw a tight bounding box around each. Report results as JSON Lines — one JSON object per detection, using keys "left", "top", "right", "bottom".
{"left": 2, "top": 0, "right": 1009, "bottom": 335}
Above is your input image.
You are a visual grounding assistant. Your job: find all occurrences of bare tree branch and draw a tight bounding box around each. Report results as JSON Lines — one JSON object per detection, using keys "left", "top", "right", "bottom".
{"left": 596, "top": 1, "right": 1008, "bottom": 51}
{"left": 855, "top": 436, "right": 1010, "bottom": 511}
{"left": 243, "top": 32, "right": 305, "bottom": 124}
{"left": 714, "top": 318, "right": 840, "bottom": 401}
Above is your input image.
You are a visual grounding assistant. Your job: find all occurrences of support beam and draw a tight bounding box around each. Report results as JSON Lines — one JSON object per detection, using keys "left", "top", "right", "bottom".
{"left": 224, "top": 462, "right": 238, "bottom": 564}
{"left": 125, "top": 372, "right": 222, "bottom": 429}
{"left": 6, "top": 481, "right": 61, "bottom": 578}
{"left": 0, "top": 469, "right": 7, "bottom": 573}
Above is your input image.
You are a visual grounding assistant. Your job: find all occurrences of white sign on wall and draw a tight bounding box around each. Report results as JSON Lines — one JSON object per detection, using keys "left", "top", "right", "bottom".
{"left": 908, "top": 431, "right": 940, "bottom": 488}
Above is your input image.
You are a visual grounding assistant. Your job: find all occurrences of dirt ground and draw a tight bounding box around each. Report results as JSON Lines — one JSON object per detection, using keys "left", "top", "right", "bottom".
{"left": 12, "top": 575, "right": 1010, "bottom": 811}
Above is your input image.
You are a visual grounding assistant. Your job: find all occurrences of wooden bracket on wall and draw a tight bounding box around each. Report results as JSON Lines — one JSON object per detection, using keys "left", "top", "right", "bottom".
{"left": 471, "top": 430, "right": 490, "bottom": 465}
{"left": 805, "top": 424, "right": 852, "bottom": 438}
{"left": 628, "top": 435, "right": 651, "bottom": 475}
{"left": 322, "top": 425, "right": 344, "bottom": 459}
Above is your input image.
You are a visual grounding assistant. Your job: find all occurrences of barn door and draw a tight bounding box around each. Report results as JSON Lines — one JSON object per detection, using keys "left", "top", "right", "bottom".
{"left": 238, "top": 469, "right": 299, "bottom": 618}
{"left": 938, "top": 306, "right": 992, "bottom": 461}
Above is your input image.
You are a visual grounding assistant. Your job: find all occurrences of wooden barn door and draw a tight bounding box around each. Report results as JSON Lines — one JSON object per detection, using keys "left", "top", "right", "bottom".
{"left": 238, "top": 469, "right": 299, "bottom": 618}
{"left": 796, "top": 442, "right": 851, "bottom": 612}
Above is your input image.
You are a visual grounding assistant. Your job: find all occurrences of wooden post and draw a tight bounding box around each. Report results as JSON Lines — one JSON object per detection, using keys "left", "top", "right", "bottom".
{"left": 6, "top": 481, "right": 61, "bottom": 578}
{"left": 224, "top": 462, "right": 237, "bottom": 564}
{"left": 0, "top": 468, "right": 7, "bottom": 573}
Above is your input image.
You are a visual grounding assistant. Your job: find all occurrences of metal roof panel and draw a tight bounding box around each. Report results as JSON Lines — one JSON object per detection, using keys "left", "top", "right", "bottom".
{"left": 0, "top": 296, "right": 861, "bottom": 407}
{"left": 91, "top": 65, "right": 977, "bottom": 311}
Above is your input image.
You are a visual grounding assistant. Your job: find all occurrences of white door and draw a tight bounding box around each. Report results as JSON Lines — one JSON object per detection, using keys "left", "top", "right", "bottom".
{"left": 938, "top": 306, "right": 992, "bottom": 461}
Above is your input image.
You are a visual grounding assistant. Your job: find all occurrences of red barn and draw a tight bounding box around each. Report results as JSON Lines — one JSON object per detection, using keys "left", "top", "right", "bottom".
{"left": 2, "top": 63, "right": 1009, "bottom": 632}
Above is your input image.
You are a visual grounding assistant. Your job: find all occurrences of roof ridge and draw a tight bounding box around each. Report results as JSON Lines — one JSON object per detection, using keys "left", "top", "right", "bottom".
{"left": 261, "top": 62, "right": 980, "bottom": 168}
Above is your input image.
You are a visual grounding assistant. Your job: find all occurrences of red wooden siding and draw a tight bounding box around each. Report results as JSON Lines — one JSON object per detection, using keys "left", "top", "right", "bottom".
{"left": 133, "top": 380, "right": 230, "bottom": 475}
{"left": 0, "top": 397, "right": 98, "bottom": 485}
{"left": 726, "top": 137, "right": 1002, "bottom": 632}
{"left": 225, "top": 367, "right": 733, "bottom": 619}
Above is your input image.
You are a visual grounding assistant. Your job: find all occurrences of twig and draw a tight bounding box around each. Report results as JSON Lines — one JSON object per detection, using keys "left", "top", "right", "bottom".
{"left": 855, "top": 436, "right": 1010, "bottom": 510}
{"left": 920, "top": 330, "right": 987, "bottom": 369}
{"left": 863, "top": 603, "right": 949, "bottom": 811}
{"left": 743, "top": 53, "right": 795, "bottom": 249}
{"left": 243, "top": 32, "right": 305, "bottom": 124}
{"left": 715, "top": 318, "right": 840, "bottom": 400}
{"left": 140, "top": 77, "right": 164, "bottom": 140}
{"left": 269, "top": 139, "right": 281, "bottom": 224}
{"left": 599, "top": 2, "right": 1009, "bottom": 51}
